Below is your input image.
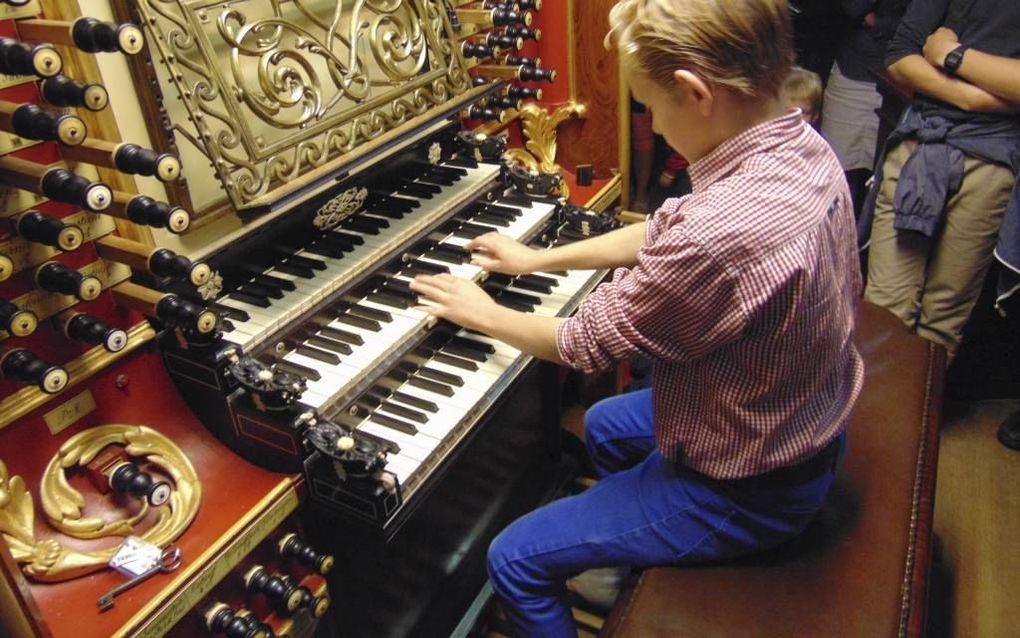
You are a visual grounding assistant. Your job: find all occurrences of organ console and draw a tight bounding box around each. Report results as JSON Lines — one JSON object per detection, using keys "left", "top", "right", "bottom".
{"left": 0, "top": 0, "right": 623, "bottom": 636}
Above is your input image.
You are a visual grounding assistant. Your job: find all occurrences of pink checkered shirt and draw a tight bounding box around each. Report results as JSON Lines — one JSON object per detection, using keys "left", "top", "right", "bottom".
{"left": 557, "top": 111, "right": 864, "bottom": 479}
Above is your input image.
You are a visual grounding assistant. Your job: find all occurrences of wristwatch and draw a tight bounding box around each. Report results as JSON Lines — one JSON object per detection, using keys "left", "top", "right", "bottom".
{"left": 943, "top": 45, "right": 968, "bottom": 75}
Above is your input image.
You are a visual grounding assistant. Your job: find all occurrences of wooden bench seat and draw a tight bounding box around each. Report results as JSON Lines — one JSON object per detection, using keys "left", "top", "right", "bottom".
{"left": 602, "top": 302, "right": 945, "bottom": 638}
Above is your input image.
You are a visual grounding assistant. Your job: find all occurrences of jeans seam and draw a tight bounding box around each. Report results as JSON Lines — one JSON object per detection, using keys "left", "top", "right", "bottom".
{"left": 490, "top": 496, "right": 722, "bottom": 576}
{"left": 675, "top": 509, "right": 737, "bottom": 561}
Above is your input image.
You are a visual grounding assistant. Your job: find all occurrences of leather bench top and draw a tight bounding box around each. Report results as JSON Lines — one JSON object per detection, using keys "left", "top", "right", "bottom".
{"left": 602, "top": 302, "right": 945, "bottom": 638}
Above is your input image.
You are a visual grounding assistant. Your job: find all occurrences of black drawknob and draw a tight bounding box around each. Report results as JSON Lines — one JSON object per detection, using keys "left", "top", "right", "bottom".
{"left": 15, "top": 210, "right": 84, "bottom": 252}
{"left": 148, "top": 248, "right": 211, "bottom": 286}
{"left": 292, "top": 582, "right": 331, "bottom": 619}
{"left": 492, "top": 9, "right": 528, "bottom": 26}
{"left": 243, "top": 566, "right": 304, "bottom": 615}
{"left": 486, "top": 33, "right": 523, "bottom": 50}
{"left": 0, "top": 347, "right": 68, "bottom": 394}
{"left": 63, "top": 312, "right": 128, "bottom": 353}
{"left": 35, "top": 261, "right": 103, "bottom": 302}
{"left": 0, "top": 298, "right": 38, "bottom": 337}
{"left": 505, "top": 25, "right": 541, "bottom": 41}
{"left": 520, "top": 66, "right": 556, "bottom": 83}
{"left": 114, "top": 144, "right": 181, "bottom": 182}
{"left": 467, "top": 105, "right": 504, "bottom": 122}
{"left": 10, "top": 104, "right": 87, "bottom": 146}
{"left": 461, "top": 42, "right": 494, "bottom": 59}
{"left": 203, "top": 603, "right": 268, "bottom": 638}
{"left": 489, "top": 96, "right": 523, "bottom": 111}
{"left": 40, "top": 169, "right": 110, "bottom": 210}
{"left": 125, "top": 195, "right": 191, "bottom": 234}
{"left": 507, "top": 85, "right": 542, "bottom": 101}
{"left": 71, "top": 18, "right": 145, "bottom": 55}
{"left": 109, "top": 461, "right": 172, "bottom": 507}
{"left": 505, "top": 55, "right": 541, "bottom": 68}
{"left": 155, "top": 295, "right": 219, "bottom": 335}
{"left": 518, "top": 0, "right": 543, "bottom": 10}
{"left": 39, "top": 75, "right": 109, "bottom": 111}
{"left": 277, "top": 533, "right": 335, "bottom": 575}
{"left": 0, "top": 37, "right": 62, "bottom": 77}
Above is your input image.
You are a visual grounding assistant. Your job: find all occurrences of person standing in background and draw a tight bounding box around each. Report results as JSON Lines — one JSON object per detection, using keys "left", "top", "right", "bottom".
{"left": 821, "top": 0, "right": 911, "bottom": 216}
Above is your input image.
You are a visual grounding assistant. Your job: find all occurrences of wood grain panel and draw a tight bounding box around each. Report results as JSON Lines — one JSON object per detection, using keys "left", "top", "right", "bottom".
{"left": 556, "top": 0, "right": 619, "bottom": 177}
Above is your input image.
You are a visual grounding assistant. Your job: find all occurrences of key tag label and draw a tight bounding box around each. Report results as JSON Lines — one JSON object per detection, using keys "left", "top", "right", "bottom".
{"left": 109, "top": 536, "right": 164, "bottom": 577}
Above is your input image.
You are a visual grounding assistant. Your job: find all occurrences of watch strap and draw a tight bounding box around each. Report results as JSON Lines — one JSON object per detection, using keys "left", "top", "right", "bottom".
{"left": 944, "top": 45, "right": 968, "bottom": 75}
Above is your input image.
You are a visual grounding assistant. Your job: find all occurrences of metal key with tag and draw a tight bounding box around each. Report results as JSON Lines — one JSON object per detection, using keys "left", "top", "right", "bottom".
{"left": 98, "top": 544, "right": 182, "bottom": 611}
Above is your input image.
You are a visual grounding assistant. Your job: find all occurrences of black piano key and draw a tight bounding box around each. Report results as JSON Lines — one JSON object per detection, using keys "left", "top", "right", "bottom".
{"left": 369, "top": 411, "right": 419, "bottom": 436}
{"left": 367, "top": 291, "right": 411, "bottom": 310}
{"left": 357, "top": 394, "right": 382, "bottom": 409}
{"left": 342, "top": 218, "right": 382, "bottom": 235}
{"left": 319, "top": 325, "right": 364, "bottom": 345}
{"left": 471, "top": 213, "right": 511, "bottom": 227}
{"left": 230, "top": 291, "right": 272, "bottom": 308}
{"left": 500, "top": 289, "right": 543, "bottom": 306}
{"left": 519, "top": 273, "right": 559, "bottom": 288}
{"left": 406, "top": 376, "right": 455, "bottom": 397}
{"left": 386, "top": 389, "right": 439, "bottom": 413}
{"left": 209, "top": 303, "right": 249, "bottom": 322}
{"left": 307, "top": 335, "right": 353, "bottom": 355}
{"left": 497, "top": 298, "right": 534, "bottom": 313}
{"left": 426, "top": 249, "right": 467, "bottom": 265}
{"left": 346, "top": 303, "right": 393, "bottom": 323}
{"left": 441, "top": 343, "right": 487, "bottom": 363}
{"left": 335, "top": 313, "right": 382, "bottom": 332}
{"left": 238, "top": 282, "right": 284, "bottom": 300}
{"left": 315, "top": 233, "right": 356, "bottom": 251}
{"left": 305, "top": 243, "right": 347, "bottom": 259}
{"left": 397, "top": 183, "right": 436, "bottom": 199}
{"left": 446, "top": 156, "right": 478, "bottom": 169}
{"left": 417, "top": 365, "right": 464, "bottom": 387}
{"left": 330, "top": 230, "right": 365, "bottom": 245}
{"left": 295, "top": 344, "right": 340, "bottom": 365}
{"left": 368, "top": 206, "right": 405, "bottom": 220}
{"left": 485, "top": 204, "right": 523, "bottom": 218}
{"left": 432, "top": 351, "right": 479, "bottom": 371}
{"left": 501, "top": 193, "right": 535, "bottom": 208}
{"left": 378, "top": 400, "right": 429, "bottom": 424}
{"left": 274, "top": 262, "right": 317, "bottom": 278}
{"left": 274, "top": 359, "right": 321, "bottom": 382}
{"left": 544, "top": 270, "right": 569, "bottom": 277}
{"left": 450, "top": 335, "right": 497, "bottom": 354}
{"left": 418, "top": 173, "right": 456, "bottom": 187}
{"left": 253, "top": 273, "right": 297, "bottom": 291}
{"left": 401, "top": 179, "right": 442, "bottom": 195}
{"left": 406, "top": 259, "right": 449, "bottom": 275}
{"left": 508, "top": 278, "right": 553, "bottom": 295}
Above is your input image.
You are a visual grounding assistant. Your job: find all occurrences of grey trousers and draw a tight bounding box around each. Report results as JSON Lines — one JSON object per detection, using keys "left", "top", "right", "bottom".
{"left": 864, "top": 139, "right": 1014, "bottom": 358}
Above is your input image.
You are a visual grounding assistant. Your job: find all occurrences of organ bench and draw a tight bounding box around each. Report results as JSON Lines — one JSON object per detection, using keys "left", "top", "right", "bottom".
{"left": 603, "top": 302, "right": 946, "bottom": 638}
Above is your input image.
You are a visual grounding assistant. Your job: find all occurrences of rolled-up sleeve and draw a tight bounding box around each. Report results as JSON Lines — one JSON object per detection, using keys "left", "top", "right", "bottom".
{"left": 885, "top": 0, "right": 950, "bottom": 66}
{"left": 556, "top": 227, "right": 748, "bottom": 373}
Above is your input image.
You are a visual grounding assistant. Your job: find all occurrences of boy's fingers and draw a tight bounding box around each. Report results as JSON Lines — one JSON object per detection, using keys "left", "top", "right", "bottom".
{"left": 465, "top": 232, "right": 500, "bottom": 252}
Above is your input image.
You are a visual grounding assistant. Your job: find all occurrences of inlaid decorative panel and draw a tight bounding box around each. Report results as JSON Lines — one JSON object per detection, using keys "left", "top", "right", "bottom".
{"left": 135, "top": 0, "right": 473, "bottom": 209}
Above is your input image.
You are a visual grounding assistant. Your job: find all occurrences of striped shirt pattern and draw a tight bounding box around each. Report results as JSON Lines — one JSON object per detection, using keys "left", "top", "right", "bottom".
{"left": 557, "top": 111, "right": 865, "bottom": 479}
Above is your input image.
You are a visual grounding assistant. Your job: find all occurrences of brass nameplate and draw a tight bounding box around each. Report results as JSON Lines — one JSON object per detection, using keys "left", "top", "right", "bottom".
{"left": 0, "top": 1, "right": 41, "bottom": 21}
{"left": 44, "top": 389, "right": 97, "bottom": 435}
{"left": 0, "top": 132, "right": 39, "bottom": 156}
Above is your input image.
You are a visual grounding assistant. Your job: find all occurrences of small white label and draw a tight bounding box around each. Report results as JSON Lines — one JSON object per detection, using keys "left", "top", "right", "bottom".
{"left": 110, "top": 536, "right": 163, "bottom": 577}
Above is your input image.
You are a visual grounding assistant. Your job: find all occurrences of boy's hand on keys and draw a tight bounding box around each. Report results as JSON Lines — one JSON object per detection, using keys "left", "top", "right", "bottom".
{"left": 466, "top": 232, "right": 543, "bottom": 275}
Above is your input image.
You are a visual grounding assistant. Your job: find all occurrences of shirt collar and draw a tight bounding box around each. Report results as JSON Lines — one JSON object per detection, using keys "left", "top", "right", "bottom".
{"left": 688, "top": 110, "right": 806, "bottom": 193}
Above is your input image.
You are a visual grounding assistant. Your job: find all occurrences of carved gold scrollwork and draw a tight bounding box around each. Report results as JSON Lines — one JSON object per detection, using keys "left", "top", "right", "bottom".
{"left": 503, "top": 101, "right": 588, "bottom": 197}
{"left": 0, "top": 424, "right": 201, "bottom": 582}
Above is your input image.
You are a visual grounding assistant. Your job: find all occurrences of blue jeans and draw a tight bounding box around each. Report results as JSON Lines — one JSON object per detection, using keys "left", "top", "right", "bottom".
{"left": 487, "top": 389, "right": 844, "bottom": 637}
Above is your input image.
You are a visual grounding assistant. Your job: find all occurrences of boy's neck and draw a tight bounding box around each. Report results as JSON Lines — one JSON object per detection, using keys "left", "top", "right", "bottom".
{"left": 689, "top": 94, "right": 789, "bottom": 163}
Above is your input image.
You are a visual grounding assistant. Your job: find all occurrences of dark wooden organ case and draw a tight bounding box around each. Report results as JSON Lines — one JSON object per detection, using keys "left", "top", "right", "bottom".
{"left": 0, "top": 1, "right": 623, "bottom": 636}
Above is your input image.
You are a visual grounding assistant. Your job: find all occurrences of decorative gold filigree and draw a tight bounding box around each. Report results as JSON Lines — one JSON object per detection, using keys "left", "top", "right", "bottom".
{"left": 503, "top": 101, "right": 588, "bottom": 197}
{"left": 313, "top": 186, "right": 368, "bottom": 230}
{"left": 198, "top": 270, "right": 225, "bottom": 301}
{"left": 135, "top": 0, "right": 473, "bottom": 210}
{"left": 0, "top": 424, "right": 201, "bottom": 582}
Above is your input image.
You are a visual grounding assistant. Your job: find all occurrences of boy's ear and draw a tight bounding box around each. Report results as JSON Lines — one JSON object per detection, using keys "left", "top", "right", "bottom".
{"left": 673, "top": 69, "right": 714, "bottom": 116}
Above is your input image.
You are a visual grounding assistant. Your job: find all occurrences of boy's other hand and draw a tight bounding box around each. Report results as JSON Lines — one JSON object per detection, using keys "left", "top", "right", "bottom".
{"left": 466, "top": 232, "right": 542, "bottom": 275}
{"left": 924, "top": 27, "right": 960, "bottom": 69}
{"left": 409, "top": 273, "right": 501, "bottom": 332}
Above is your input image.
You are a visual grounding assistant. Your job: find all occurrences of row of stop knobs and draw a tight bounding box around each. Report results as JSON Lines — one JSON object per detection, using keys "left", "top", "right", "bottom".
{"left": 203, "top": 534, "right": 333, "bottom": 637}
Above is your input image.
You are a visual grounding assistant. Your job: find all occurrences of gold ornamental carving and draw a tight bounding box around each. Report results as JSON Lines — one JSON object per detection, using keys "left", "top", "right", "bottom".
{"left": 503, "top": 101, "right": 588, "bottom": 197}
{"left": 135, "top": 0, "right": 475, "bottom": 210}
{"left": 0, "top": 424, "right": 201, "bottom": 582}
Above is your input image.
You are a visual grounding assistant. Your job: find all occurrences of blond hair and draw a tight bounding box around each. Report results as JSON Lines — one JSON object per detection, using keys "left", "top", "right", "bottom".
{"left": 607, "top": 0, "right": 794, "bottom": 98}
{"left": 780, "top": 66, "right": 823, "bottom": 114}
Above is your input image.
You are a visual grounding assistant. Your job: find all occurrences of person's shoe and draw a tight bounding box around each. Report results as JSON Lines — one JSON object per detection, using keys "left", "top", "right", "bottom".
{"left": 997, "top": 410, "right": 1020, "bottom": 451}
{"left": 566, "top": 566, "right": 629, "bottom": 611}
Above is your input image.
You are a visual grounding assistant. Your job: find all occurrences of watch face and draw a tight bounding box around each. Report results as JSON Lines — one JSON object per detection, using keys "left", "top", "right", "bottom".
{"left": 945, "top": 47, "right": 966, "bottom": 73}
